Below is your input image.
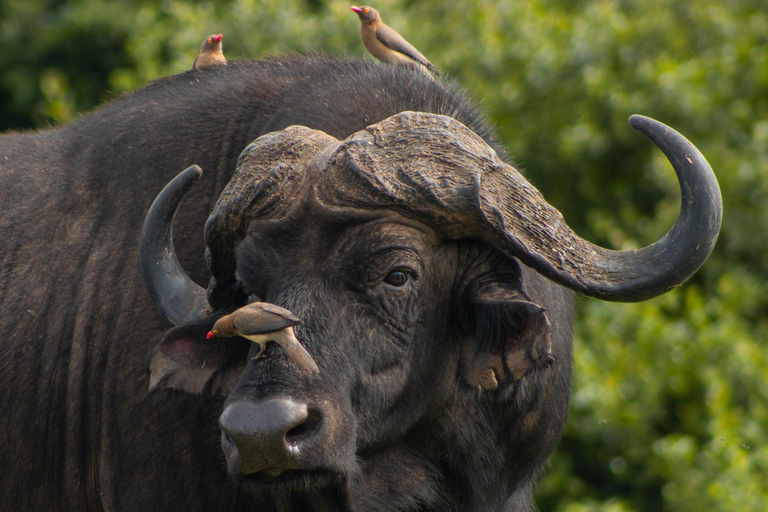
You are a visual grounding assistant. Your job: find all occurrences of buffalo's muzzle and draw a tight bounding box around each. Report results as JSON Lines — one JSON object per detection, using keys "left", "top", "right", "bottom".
{"left": 219, "top": 398, "right": 325, "bottom": 476}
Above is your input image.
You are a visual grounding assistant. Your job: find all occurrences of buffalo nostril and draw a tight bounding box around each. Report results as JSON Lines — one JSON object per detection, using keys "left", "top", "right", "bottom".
{"left": 219, "top": 399, "right": 323, "bottom": 474}
{"left": 285, "top": 408, "right": 322, "bottom": 443}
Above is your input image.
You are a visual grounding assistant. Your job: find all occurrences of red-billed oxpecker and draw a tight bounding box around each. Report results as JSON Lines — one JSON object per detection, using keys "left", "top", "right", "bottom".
{"left": 350, "top": 6, "right": 440, "bottom": 75}
{"left": 207, "top": 302, "right": 319, "bottom": 376}
{"left": 193, "top": 33, "right": 226, "bottom": 69}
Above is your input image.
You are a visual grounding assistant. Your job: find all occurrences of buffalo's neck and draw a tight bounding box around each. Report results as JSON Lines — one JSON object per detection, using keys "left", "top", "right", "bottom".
{"left": 0, "top": 138, "right": 156, "bottom": 508}
{"left": 0, "top": 91, "right": 256, "bottom": 510}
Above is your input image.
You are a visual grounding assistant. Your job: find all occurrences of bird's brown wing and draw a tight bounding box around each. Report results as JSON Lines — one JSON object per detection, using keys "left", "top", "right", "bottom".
{"left": 375, "top": 24, "right": 440, "bottom": 74}
{"left": 232, "top": 303, "right": 301, "bottom": 335}
{"left": 258, "top": 303, "right": 301, "bottom": 323}
{"left": 192, "top": 55, "right": 199, "bottom": 69}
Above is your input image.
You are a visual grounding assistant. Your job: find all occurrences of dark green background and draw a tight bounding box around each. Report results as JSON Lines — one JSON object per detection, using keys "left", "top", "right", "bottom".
{"left": 2, "top": 1, "right": 765, "bottom": 510}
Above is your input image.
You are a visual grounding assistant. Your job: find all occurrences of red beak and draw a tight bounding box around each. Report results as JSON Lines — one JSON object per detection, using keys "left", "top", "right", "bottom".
{"left": 350, "top": 6, "right": 363, "bottom": 13}
{"left": 206, "top": 331, "right": 215, "bottom": 339}
{"left": 214, "top": 34, "right": 223, "bottom": 43}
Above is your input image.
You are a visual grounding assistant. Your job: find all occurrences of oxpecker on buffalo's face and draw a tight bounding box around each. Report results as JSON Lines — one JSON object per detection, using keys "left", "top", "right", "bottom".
{"left": 207, "top": 302, "right": 318, "bottom": 377}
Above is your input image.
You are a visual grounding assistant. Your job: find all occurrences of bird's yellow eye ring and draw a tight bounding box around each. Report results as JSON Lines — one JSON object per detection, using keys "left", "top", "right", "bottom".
{"left": 364, "top": 7, "right": 369, "bottom": 13}
{"left": 212, "top": 330, "right": 219, "bottom": 335}
{"left": 208, "top": 38, "right": 213, "bottom": 43}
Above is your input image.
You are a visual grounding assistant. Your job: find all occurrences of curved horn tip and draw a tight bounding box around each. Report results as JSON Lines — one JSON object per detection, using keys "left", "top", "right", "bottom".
{"left": 184, "top": 164, "right": 203, "bottom": 181}
{"left": 628, "top": 114, "right": 654, "bottom": 130}
{"left": 627, "top": 115, "right": 690, "bottom": 149}
{"left": 628, "top": 114, "right": 680, "bottom": 142}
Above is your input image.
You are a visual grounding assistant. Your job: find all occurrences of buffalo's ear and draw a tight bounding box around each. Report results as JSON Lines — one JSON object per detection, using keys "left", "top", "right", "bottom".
{"left": 149, "top": 313, "right": 249, "bottom": 396}
{"left": 459, "top": 289, "right": 554, "bottom": 392}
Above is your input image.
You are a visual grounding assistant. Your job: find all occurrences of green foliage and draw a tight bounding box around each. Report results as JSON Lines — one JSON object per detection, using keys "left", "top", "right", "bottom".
{"left": 2, "top": 1, "right": 766, "bottom": 510}
{"left": 0, "top": 0, "right": 136, "bottom": 129}
{"left": 539, "top": 274, "right": 768, "bottom": 511}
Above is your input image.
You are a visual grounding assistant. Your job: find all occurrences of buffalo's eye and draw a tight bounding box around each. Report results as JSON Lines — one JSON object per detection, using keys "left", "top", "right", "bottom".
{"left": 384, "top": 270, "right": 409, "bottom": 287}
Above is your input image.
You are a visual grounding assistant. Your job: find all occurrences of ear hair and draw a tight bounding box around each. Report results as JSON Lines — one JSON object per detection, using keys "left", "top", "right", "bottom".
{"left": 149, "top": 312, "right": 249, "bottom": 396}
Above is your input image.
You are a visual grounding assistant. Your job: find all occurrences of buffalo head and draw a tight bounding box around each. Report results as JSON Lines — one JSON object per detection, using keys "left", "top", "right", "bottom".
{"left": 139, "top": 112, "right": 721, "bottom": 508}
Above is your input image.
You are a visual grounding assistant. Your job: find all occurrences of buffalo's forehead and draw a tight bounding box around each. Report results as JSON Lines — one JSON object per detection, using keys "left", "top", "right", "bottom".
{"left": 235, "top": 200, "right": 440, "bottom": 282}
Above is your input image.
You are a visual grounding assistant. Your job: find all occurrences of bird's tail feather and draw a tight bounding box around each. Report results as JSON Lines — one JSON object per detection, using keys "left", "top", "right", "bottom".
{"left": 274, "top": 330, "right": 320, "bottom": 376}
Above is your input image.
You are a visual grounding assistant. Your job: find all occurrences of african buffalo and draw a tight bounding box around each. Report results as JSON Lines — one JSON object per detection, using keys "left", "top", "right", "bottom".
{"left": 0, "top": 56, "right": 721, "bottom": 511}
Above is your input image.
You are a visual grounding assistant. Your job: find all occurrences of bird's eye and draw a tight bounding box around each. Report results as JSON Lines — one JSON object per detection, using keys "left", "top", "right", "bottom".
{"left": 364, "top": 7, "right": 369, "bottom": 13}
{"left": 208, "top": 38, "right": 213, "bottom": 43}
{"left": 384, "top": 270, "right": 409, "bottom": 287}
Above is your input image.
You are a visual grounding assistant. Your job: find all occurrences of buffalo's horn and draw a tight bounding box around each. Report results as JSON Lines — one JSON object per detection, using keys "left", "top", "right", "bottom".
{"left": 566, "top": 114, "right": 722, "bottom": 301}
{"left": 140, "top": 165, "right": 211, "bottom": 325}
{"left": 490, "top": 115, "right": 723, "bottom": 301}
{"left": 324, "top": 112, "right": 722, "bottom": 302}
{"left": 484, "top": 114, "right": 723, "bottom": 301}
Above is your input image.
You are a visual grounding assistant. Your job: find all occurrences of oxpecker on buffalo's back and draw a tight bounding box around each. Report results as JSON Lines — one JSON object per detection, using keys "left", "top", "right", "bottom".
{"left": 193, "top": 33, "right": 226, "bottom": 69}
{"left": 350, "top": 6, "right": 440, "bottom": 75}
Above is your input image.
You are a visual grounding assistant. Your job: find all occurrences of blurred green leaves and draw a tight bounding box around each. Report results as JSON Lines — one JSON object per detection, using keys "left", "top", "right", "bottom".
{"left": 551, "top": 272, "right": 768, "bottom": 511}
{"left": 1, "top": 1, "right": 766, "bottom": 510}
{"left": 0, "top": 0, "right": 135, "bottom": 127}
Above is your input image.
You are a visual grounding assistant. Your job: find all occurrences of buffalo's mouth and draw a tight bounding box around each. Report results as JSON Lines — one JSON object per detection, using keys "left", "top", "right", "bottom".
{"left": 221, "top": 432, "right": 354, "bottom": 490}
{"left": 233, "top": 469, "right": 354, "bottom": 510}
{"left": 232, "top": 467, "right": 355, "bottom": 508}
{"left": 233, "top": 468, "right": 342, "bottom": 489}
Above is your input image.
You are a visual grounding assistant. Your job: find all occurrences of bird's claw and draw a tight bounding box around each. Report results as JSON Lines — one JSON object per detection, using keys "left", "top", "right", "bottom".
{"left": 251, "top": 345, "right": 267, "bottom": 361}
